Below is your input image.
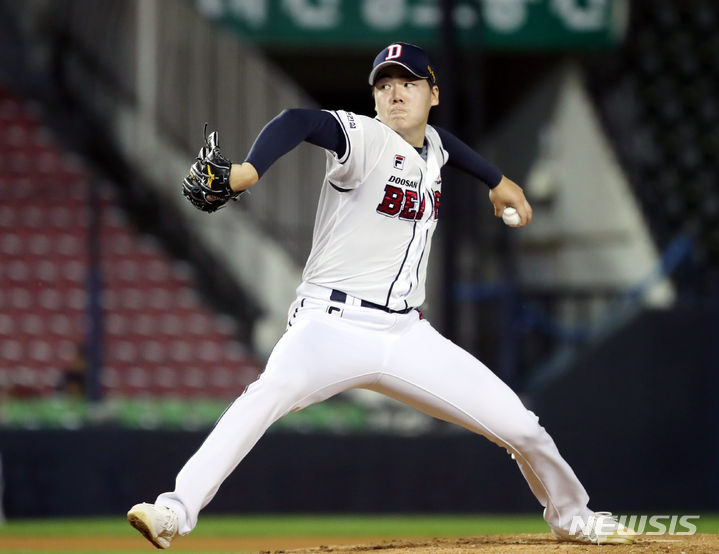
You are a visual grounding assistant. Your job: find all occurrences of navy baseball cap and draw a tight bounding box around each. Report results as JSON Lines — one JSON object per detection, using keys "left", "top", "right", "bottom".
{"left": 368, "top": 42, "right": 437, "bottom": 86}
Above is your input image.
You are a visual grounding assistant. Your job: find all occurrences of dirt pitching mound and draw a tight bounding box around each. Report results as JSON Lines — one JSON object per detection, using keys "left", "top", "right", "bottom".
{"left": 272, "top": 533, "right": 719, "bottom": 553}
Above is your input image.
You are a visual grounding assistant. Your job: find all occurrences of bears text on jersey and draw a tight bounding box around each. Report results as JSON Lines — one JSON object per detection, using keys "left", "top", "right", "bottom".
{"left": 376, "top": 183, "right": 441, "bottom": 221}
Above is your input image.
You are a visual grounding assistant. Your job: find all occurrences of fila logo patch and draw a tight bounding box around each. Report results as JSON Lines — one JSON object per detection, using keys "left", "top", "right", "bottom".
{"left": 393, "top": 155, "right": 405, "bottom": 170}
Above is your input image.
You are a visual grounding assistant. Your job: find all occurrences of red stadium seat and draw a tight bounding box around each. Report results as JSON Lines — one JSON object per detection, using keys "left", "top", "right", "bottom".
{"left": 0, "top": 87, "right": 263, "bottom": 399}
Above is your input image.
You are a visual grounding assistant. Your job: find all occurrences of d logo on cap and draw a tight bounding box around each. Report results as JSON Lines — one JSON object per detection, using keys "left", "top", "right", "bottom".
{"left": 386, "top": 44, "right": 403, "bottom": 60}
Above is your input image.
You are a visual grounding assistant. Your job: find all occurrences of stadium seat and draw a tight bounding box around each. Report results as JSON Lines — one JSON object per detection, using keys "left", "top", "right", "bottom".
{"left": 0, "top": 86, "right": 262, "bottom": 400}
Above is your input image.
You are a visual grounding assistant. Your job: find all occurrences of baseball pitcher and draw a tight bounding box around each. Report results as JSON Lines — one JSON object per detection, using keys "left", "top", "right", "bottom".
{"left": 128, "top": 43, "right": 637, "bottom": 548}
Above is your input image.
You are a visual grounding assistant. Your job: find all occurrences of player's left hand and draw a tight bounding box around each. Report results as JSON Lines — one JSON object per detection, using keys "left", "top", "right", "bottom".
{"left": 182, "top": 127, "right": 244, "bottom": 213}
{"left": 489, "top": 176, "right": 533, "bottom": 227}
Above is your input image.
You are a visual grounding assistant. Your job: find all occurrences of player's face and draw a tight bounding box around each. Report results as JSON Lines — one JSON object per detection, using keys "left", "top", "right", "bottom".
{"left": 373, "top": 66, "right": 439, "bottom": 147}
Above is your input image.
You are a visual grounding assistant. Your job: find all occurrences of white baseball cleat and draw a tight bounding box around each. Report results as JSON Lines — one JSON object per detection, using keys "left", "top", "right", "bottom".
{"left": 127, "top": 502, "right": 178, "bottom": 549}
{"left": 553, "top": 511, "right": 639, "bottom": 545}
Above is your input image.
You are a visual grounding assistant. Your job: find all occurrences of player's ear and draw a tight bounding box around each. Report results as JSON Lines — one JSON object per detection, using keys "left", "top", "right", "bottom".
{"left": 430, "top": 85, "right": 439, "bottom": 107}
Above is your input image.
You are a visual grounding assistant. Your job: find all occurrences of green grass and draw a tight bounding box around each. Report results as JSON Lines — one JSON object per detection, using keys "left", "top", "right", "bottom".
{"left": 192, "top": 513, "right": 553, "bottom": 537}
{"left": 2, "top": 513, "right": 719, "bottom": 536}
{"left": 0, "top": 513, "right": 547, "bottom": 537}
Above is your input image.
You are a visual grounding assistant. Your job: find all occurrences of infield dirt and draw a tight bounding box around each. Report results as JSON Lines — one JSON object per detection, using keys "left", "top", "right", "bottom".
{"left": 2, "top": 533, "right": 718, "bottom": 552}
{"left": 276, "top": 533, "right": 719, "bottom": 553}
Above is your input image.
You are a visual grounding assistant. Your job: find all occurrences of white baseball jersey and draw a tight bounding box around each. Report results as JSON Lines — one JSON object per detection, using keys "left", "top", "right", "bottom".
{"left": 301, "top": 110, "right": 448, "bottom": 311}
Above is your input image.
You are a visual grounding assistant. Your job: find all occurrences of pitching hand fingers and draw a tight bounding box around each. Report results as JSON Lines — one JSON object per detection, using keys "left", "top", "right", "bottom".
{"left": 514, "top": 200, "right": 533, "bottom": 227}
{"left": 488, "top": 176, "right": 532, "bottom": 226}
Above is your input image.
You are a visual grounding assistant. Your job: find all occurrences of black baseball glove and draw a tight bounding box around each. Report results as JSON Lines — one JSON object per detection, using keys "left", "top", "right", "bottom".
{"left": 182, "top": 127, "right": 244, "bottom": 213}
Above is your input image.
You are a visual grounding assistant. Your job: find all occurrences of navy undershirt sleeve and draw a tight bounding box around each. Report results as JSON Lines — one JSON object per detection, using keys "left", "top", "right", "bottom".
{"left": 245, "top": 109, "right": 346, "bottom": 178}
{"left": 434, "top": 126, "right": 503, "bottom": 188}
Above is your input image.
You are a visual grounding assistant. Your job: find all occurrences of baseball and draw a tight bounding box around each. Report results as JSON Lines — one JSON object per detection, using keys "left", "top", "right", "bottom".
{"left": 502, "top": 207, "right": 521, "bottom": 227}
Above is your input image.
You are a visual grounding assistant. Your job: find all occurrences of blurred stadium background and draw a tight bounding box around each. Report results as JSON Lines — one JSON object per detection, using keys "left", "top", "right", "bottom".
{"left": 0, "top": 0, "right": 717, "bottom": 523}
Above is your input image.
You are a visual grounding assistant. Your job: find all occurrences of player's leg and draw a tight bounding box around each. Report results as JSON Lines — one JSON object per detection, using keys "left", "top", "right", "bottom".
{"left": 368, "top": 314, "right": 590, "bottom": 534}
{"left": 149, "top": 302, "right": 384, "bottom": 536}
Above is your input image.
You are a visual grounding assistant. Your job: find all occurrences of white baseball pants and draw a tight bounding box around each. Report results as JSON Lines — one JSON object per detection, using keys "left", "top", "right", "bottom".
{"left": 157, "top": 283, "right": 590, "bottom": 535}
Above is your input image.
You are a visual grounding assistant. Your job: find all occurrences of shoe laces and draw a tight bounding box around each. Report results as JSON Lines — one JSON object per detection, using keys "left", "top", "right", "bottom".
{"left": 157, "top": 506, "right": 178, "bottom": 535}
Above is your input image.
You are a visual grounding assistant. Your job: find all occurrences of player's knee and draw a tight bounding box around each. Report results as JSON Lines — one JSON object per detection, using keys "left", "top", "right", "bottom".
{"left": 506, "top": 412, "right": 551, "bottom": 452}
{"left": 261, "top": 369, "right": 311, "bottom": 406}
{"left": 237, "top": 370, "right": 312, "bottom": 425}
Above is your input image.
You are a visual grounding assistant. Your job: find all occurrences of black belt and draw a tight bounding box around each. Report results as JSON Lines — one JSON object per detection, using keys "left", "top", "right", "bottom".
{"left": 330, "top": 289, "right": 413, "bottom": 314}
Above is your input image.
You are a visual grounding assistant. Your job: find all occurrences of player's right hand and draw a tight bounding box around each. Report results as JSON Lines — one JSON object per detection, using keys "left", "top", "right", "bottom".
{"left": 489, "top": 176, "right": 533, "bottom": 227}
